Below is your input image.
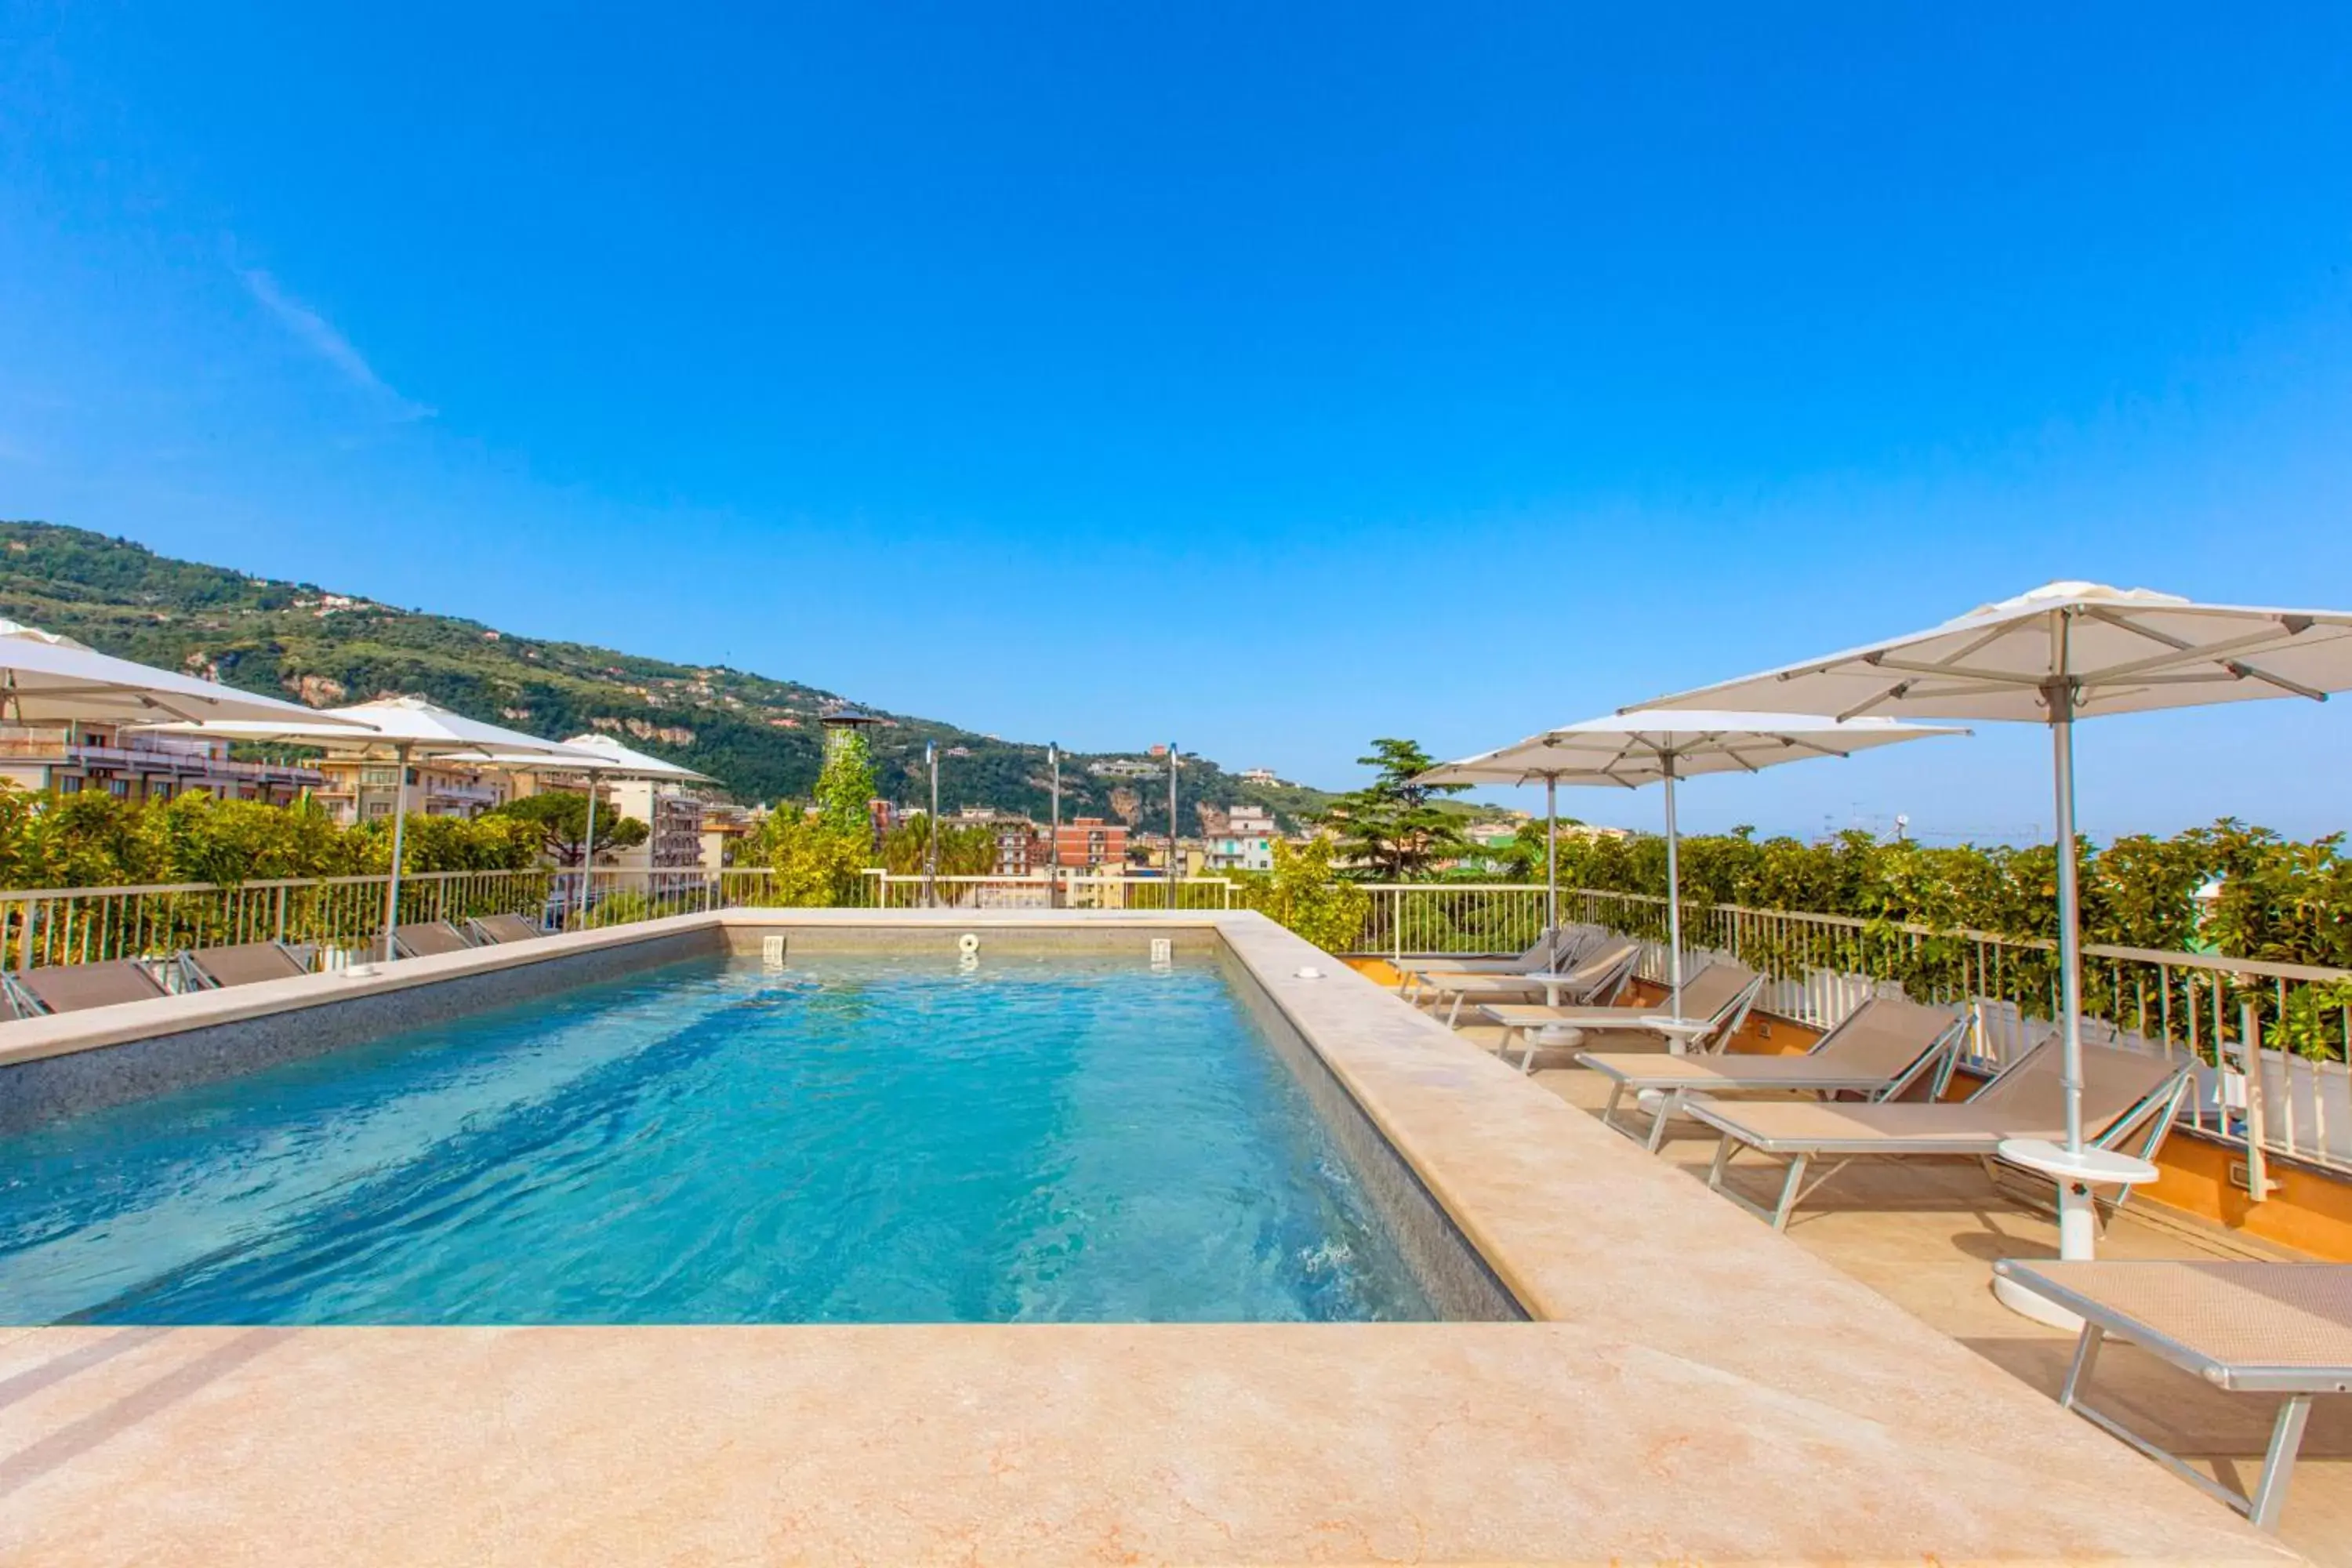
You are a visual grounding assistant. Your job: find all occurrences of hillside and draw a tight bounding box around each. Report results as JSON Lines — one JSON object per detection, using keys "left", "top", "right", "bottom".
{"left": 0, "top": 521, "right": 1338, "bottom": 827}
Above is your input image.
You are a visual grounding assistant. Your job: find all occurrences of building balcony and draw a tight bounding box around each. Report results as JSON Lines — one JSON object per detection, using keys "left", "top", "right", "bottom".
{"left": 0, "top": 728, "right": 325, "bottom": 786}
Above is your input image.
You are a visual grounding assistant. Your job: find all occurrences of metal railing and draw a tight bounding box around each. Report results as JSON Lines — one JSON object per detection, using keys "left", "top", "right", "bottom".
{"left": 1346, "top": 881, "right": 2352, "bottom": 1178}
{"left": 0, "top": 867, "right": 789, "bottom": 971}
{"left": 864, "top": 872, "right": 1235, "bottom": 911}
{"left": 10, "top": 861, "right": 2339, "bottom": 1179}
{"left": 0, "top": 865, "right": 1240, "bottom": 972}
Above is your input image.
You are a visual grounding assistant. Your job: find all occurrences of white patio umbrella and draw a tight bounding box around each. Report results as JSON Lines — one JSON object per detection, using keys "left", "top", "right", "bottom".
{"left": 142, "top": 697, "right": 598, "bottom": 961}
{"left": 1421, "top": 711, "right": 1965, "bottom": 1017}
{"left": 470, "top": 734, "right": 713, "bottom": 922}
{"left": 1632, "top": 580, "right": 2352, "bottom": 1275}
{"left": 0, "top": 619, "right": 378, "bottom": 728}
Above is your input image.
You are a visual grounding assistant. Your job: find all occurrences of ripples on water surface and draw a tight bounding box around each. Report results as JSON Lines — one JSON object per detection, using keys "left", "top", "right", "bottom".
{"left": 0, "top": 955, "right": 1434, "bottom": 1323}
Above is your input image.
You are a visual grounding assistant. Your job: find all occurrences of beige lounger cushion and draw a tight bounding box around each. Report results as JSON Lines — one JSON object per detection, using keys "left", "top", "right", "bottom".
{"left": 1581, "top": 996, "right": 1963, "bottom": 1088}
{"left": 472, "top": 913, "right": 545, "bottom": 944}
{"left": 2014, "top": 1261, "right": 2352, "bottom": 1373}
{"left": 1582, "top": 1052, "right": 1903, "bottom": 1091}
{"left": 392, "top": 921, "right": 473, "bottom": 957}
{"left": 1693, "top": 1099, "right": 2034, "bottom": 1152}
{"left": 16, "top": 960, "right": 168, "bottom": 1014}
{"left": 1404, "top": 927, "right": 1579, "bottom": 978}
{"left": 187, "top": 942, "right": 310, "bottom": 988}
{"left": 1486, "top": 964, "right": 1761, "bottom": 1058}
{"left": 1484, "top": 1002, "right": 1648, "bottom": 1029}
{"left": 1693, "top": 1040, "right": 2183, "bottom": 1152}
{"left": 1490, "top": 960, "right": 1751, "bottom": 1027}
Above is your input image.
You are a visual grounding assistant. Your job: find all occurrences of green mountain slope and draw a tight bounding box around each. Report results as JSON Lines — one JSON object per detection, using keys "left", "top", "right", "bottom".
{"left": 0, "top": 521, "right": 1337, "bottom": 827}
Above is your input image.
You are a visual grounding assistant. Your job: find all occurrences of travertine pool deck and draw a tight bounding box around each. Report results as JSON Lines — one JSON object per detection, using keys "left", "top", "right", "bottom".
{"left": 0, "top": 911, "right": 2310, "bottom": 1564}
{"left": 1463, "top": 1019, "right": 2352, "bottom": 1566}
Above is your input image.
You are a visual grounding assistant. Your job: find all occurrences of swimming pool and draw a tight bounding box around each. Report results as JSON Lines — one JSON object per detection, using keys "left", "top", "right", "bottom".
{"left": 0, "top": 952, "right": 1436, "bottom": 1324}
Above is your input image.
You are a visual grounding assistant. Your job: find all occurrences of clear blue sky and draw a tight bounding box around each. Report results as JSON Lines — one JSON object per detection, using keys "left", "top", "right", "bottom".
{"left": 3, "top": 5, "right": 2348, "bottom": 840}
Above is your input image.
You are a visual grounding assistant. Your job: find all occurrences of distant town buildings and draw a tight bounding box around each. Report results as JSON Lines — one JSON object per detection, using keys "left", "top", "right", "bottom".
{"left": 1205, "top": 804, "right": 1277, "bottom": 872}
{"left": 1238, "top": 768, "right": 1280, "bottom": 785}
{"left": 0, "top": 720, "right": 323, "bottom": 807}
{"left": 601, "top": 775, "right": 708, "bottom": 870}
{"left": 1051, "top": 815, "right": 1128, "bottom": 871}
{"left": 699, "top": 801, "right": 762, "bottom": 870}
{"left": 503, "top": 764, "right": 709, "bottom": 869}
{"left": 315, "top": 756, "right": 506, "bottom": 824}
{"left": 1085, "top": 758, "right": 1159, "bottom": 779}
{"left": 993, "top": 823, "right": 1040, "bottom": 876}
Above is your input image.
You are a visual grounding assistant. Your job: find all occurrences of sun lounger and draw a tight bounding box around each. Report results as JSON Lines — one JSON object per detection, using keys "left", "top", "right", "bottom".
{"left": 1482, "top": 960, "right": 1765, "bottom": 1073}
{"left": 466, "top": 913, "right": 548, "bottom": 945}
{"left": 1, "top": 958, "right": 170, "bottom": 1018}
{"left": 1579, "top": 993, "right": 1970, "bottom": 1150}
{"left": 1991, "top": 1259, "right": 2352, "bottom": 1531}
{"left": 390, "top": 920, "right": 475, "bottom": 959}
{"left": 1420, "top": 938, "right": 1641, "bottom": 1027}
{"left": 1691, "top": 1036, "right": 2193, "bottom": 1230}
{"left": 179, "top": 940, "right": 313, "bottom": 989}
{"left": 1397, "top": 925, "right": 1599, "bottom": 995}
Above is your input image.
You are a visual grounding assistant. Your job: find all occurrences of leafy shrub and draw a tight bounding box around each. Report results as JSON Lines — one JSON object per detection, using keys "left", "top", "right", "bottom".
{"left": 1226, "top": 837, "right": 1370, "bottom": 954}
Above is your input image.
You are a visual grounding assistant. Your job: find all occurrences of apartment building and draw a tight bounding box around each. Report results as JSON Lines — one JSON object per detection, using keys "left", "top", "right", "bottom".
{"left": 313, "top": 757, "right": 507, "bottom": 825}
{"left": 1049, "top": 815, "right": 1127, "bottom": 871}
{"left": 0, "top": 720, "right": 324, "bottom": 805}
{"left": 1204, "top": 804, "right": 1278, "bottom": 873}
{"left": 993, "top": 823, "right": 1042, "bottom": 876}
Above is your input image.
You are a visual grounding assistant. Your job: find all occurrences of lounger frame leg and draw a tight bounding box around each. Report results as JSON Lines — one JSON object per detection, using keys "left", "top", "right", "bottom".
{"left": 1643, "top": 1090, "right": 1684, "bottom": 1155}
{"left": 1706, "top": 1145, "right": 1854, "bottom": 1229}
{"left": 1768, "top": 1154, "right": 1809, "bottom": 1231}
{"left": 2059, "top": 1320, "right": 2311, "bottom": 1534}
{"left": 1599, "top": 1081, "right": 1628, "bottom": 1137}
{"left": 2059, "top": 1323, "right": 2106, "bottom": 1410}
{"left": 2250, "top": 1396, "right": 2313, "bottom": 1532}
{"left": 1706, "top": 1134, "right": 1737, "bottom": 1193}
{"left": 1705, "top": 1138, "right": 1809, "bottom": 1230}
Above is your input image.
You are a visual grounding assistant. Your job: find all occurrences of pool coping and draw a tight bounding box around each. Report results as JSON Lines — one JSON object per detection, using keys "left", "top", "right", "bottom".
{"left": 0, "top": 909, "right": 2308, "bottom": 1564}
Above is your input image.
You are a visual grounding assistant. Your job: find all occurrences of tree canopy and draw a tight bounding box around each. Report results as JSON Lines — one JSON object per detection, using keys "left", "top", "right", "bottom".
{"left": 0, "top": 784, "right": 538, "bottom": 887}
{"left": 486, "top": 791, "right": 649, "bottom": 866}
{"left": 1316, "top": 739, "right": 1471, "bottom": 881}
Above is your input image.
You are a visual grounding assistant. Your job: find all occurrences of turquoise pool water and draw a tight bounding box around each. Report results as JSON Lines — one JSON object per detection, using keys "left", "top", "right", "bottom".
{"left": 0, "top": 953, "right": 1435, "bottom": 1324}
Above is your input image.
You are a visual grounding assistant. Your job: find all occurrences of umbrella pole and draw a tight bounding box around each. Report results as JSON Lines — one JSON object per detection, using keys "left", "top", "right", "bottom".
{"left": 2031, "top": 679, "right": 2111, "bottom": 1275}
{"left": 579, "top": 777, "right": 598, "bottom": 929}
{"left": 1663, "top": 759, "right": 1683, "bottom": 1019}
{"left": 382, "top": 743, "right": 411, "bottom": 964}
{"left": 2049, "top": 692, "right": 2087, "bottom": 1160}
{"left": 1544, "top": 775, "right": 1559, "bottom": 961}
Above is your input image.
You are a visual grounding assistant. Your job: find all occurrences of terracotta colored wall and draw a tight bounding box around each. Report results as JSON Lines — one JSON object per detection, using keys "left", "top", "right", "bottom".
{"left": 2139, "top": 1133, "right": 2352, "bottom": 1261}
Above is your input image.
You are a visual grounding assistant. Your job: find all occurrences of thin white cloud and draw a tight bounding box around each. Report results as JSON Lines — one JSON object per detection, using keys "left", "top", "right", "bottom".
{"left": 238, "top": 267, "right": 434, "bottom": 421}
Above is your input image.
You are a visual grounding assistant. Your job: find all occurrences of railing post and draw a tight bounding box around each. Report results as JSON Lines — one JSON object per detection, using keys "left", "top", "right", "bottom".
{"left": 2239, "top": 1002, "right": 2280, "bottom": 1200}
